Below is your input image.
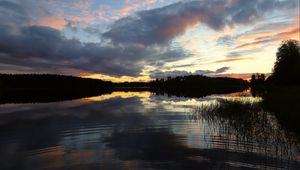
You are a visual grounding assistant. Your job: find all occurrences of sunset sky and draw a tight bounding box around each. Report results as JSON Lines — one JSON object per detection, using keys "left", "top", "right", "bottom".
{"left": 0, "top": 0, "right": 299, "bottom": 82}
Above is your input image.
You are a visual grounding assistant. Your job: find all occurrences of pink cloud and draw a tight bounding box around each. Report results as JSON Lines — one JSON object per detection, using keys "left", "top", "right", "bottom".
{"left": 235, "top": 39, "right": 274, "bottom": 49}
{"left": 70, "top": 0, "right": 96, "bottom": 25}
{"left": 121, "top": 0, "right": 158, "bottom": 16}
{"left": 214, "top": 57, "right": 255, "bottom": 63}
{"left": 34, "top": 16, "right": 67, "bottom": 30}
{"left": 236, "top": 28, "right": 300, "bottom": 49}
{"left": 158, "top": 15, "right": 201, "bottom": 40}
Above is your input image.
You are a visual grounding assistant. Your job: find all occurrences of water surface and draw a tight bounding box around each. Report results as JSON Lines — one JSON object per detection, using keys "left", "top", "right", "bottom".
{"left": 0, "top": 91, "right": 300, "bottom": 169}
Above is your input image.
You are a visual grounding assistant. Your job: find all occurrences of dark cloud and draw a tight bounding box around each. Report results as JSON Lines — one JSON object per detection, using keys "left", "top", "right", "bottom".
{"left": 170, "top": 63, "right": 196, "bottom": 68}
{"left": 150, "top": 66, "right": 230, "bottom": 78}
{"left": 0, "top": 1, "right": 30, "bottom": 28}
{"left": 215, "top": 66, "right": 230, "bottom": 73}
{"left": 0, "top": 24, "right": 187, "bottom": 76}
{"left": 194, "top": 69, "right": 214, "bottom": 75}
{"left": 0, "top": 1, "right": 188, "bottom": 77}
{"left": 103, "top": 0, "right": 297, "bottom": 45}
{"left": 0, "top": 23, "right": 184, "bottom": 77}
{"left": 225, "top": 51, "right": 243, "bottom": 58}
{"left": 195, "top": 66, "right": 230, "bottom": 75}
{"left": 151, "top": 70, "right": 191, "bottom": 78}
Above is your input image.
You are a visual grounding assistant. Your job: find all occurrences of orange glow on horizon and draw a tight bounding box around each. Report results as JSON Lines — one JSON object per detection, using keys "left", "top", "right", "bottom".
{"left": 81, "top": 73, "right": 151, "bottom": 82}
{"left": 226, "top": 75, "right": 250, "bottom": 80}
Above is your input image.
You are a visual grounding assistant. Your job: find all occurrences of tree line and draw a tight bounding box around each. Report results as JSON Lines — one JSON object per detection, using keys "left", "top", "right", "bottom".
{"left": 149, "top": 75, "right": 248, "bottom": 97}
{"left": 0, "top": 74, "right": 113, "bottom": 90}
{"left": 0, "top": 73, "right": 249, "bottom": 103}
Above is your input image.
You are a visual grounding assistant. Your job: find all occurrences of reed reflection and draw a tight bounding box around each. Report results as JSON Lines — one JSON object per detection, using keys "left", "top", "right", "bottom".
{"left": 190, "top": 97, "right": 300, "bottom": 161}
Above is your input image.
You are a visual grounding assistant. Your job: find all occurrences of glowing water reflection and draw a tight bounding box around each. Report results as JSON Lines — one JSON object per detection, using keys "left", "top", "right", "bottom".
{"left": 0, "top": 91, "right": 300, "bottom": 169}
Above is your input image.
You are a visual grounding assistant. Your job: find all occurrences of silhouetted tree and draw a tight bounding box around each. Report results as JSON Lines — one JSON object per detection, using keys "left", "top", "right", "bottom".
{"left": 250, "top": 73, "right": 265, "bottom": 87}
{"left": 251, "top": 74, "right": 256, "bottom": 83}
{"left": 270, "top": 40, "right": 300, "bottom": 85}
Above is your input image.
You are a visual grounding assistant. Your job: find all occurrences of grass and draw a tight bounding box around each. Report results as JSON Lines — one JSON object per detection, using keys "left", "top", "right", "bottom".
{"left": 190, "top": 97, "right": 300, "bottom": 147}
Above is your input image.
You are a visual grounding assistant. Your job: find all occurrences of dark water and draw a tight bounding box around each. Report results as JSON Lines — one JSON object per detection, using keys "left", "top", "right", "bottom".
{"left": 0, "top": 91, "right": 300, "bottom": 169}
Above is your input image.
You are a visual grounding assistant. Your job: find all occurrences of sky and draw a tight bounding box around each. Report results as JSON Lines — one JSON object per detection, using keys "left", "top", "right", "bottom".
{"left": 0, "top": 0, "right": 299, "bottom": 82}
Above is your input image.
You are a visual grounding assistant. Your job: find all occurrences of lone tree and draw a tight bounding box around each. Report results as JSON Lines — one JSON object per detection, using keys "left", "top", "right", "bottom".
{"left": 271, "top": 40, "right": 300, "bottom": 84}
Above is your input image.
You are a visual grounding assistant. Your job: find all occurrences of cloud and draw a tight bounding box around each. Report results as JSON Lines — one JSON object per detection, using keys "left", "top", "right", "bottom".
{"left": 0, "top": 0, "right": 69, "bottom": 30}
{"left": 0, "top": 26, "right": 146, "bottom": 76}
{"left": 34, "top": 16, "right": 68, "bottom": 30}
{"left": 0, "top": 24, "right": 186, "bottom": 76}
{"left": 217, "top": 35, "right": 234, "bottom": 46}
{"left": 83, "top": 26, "right": 102, "bottom": 35}
{"left": 0, "top": 0, "right": 297, "bottom": 78}
{"left": 234, "top": 27, "right": 300, "bottom": 50}
{"left": 255, "top": 28, "right": 300, "bottom": 41}
{"left": 216, "top": 66, "right": 230, "bottom": 73}
{"left": 225, "top": 48, "right": 263, "bottom": 58}
{"left": 150, "top": 70, "right": 191, "bottom": 78}
{"left": 214, "top": 57, "right": 255, "bottom": 63}
{"left": 150, "top": 66, "right": 230, "bottom": 78}
{"left": 233, "top": 19, "right": 299, "bottom": 49}
{"left": 235, "top": 39, "right": 275, "bottom": 49}
{"left": 0, "top": 1, "right": 30, "bottom": 27}
{"left": 70, "top": 0, "right": 96, "bottom": 25}
{"left": 225, "top": 51, "right": 244, "bottom": 58}
{"left": 119, "top": 0, "right": 158, "bottom": 17}
{"left": 0, "top": 1, "right": 190, "bottom": 77}
{"left": 103, "top": 0, "right": 297, "bottom": 45}
{"left": 0, "top": 25, "right": 141, "bottom": 76}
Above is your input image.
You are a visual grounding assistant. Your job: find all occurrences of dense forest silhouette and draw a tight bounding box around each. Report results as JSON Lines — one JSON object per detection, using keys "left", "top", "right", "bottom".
{"left": 0, "top": 74, "right": 113, "bottom": 103}
{"left": 0, "top": 74, "right": 113, "bottom": 90}
{"left": 149, "top": 75, "right": 248, "bottom": 97}
{"left": 0, "top": 73, "right": 248, "bottom": 103}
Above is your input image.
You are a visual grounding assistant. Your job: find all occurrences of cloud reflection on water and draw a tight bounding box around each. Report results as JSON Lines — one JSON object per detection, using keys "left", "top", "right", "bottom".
{"left": 0, "top": 91, "right": 300, "bottom": 169}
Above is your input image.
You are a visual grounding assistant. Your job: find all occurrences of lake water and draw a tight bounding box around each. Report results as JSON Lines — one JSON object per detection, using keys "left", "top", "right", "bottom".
{"left": 0, "top": 91, "right": 300, "bottom": 169}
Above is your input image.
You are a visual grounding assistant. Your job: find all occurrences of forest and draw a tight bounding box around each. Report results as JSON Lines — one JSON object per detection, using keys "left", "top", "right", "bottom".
{"left": 0, "top": 73, "right": 248, "bottom": 103}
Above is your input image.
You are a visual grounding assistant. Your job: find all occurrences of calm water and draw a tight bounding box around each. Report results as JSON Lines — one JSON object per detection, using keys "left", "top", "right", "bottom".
{"left": 0, "top": 91, "right": 300, "bottom": 169}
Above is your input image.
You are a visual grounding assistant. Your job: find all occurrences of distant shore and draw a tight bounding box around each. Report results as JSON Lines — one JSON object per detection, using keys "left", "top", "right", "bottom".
{"left": 0, "top": 73, "right": 249, "bottom": 104}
